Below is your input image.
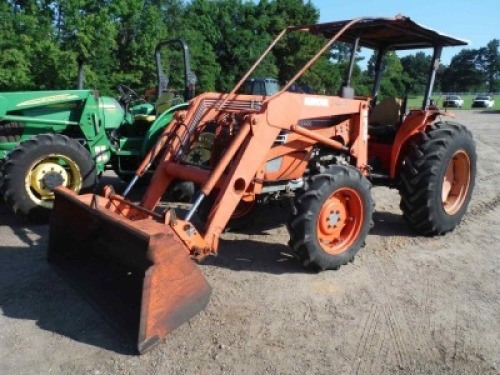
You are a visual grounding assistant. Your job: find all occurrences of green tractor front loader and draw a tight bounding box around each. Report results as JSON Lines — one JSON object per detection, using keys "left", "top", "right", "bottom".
{"left": 0, "top": 39, "right": 196, "bottom": 222}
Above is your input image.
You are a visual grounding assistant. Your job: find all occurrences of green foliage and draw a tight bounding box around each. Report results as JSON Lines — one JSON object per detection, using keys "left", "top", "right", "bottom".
{"left": 379, "top": 52, "right": 410, "bottom": 97}
{"left": 439, "top": 40, "right": 499, "bottom": 93}
{"left": 441, "top": 49, "right": 486, "bottom": 92}
{"left": 400, "top": 52, "right": 432, "bottom": 95}
{"left": 477, "top": 39, "right": 500, "bottom": 92}
{"left": 0, "top": 1, "right": 498, "bottom": 98}
{"left": 0, "top": 48, "right": 32, "bottom": 90}
{"left": 364, "top": 51, "right": 411, "bottom": 98}
{"left": 0, "top": 1, "right": 52, "bottom": 90}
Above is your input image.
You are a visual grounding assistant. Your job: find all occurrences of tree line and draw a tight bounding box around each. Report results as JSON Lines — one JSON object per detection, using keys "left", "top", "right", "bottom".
{"left": 1, "top": 0, "right": 498, "bottom": 97}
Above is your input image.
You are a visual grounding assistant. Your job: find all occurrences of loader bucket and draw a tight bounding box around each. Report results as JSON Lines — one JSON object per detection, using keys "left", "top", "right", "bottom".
{"left": 48, "top": 187, "right": 212, "bottom": 354}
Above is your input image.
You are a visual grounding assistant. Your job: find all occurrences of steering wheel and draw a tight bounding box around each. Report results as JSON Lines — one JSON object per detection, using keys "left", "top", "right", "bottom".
{"left": 116, "top": 84, "right": 141, "bottom": 107}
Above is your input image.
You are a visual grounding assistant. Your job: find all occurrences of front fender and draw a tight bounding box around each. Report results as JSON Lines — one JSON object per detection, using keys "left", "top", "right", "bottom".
{"left": 141, "top": 103, "right": 189, "bottom": 154}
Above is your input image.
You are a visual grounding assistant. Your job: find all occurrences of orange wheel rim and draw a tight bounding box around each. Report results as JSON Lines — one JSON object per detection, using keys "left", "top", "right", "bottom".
{"left": 316, "top": 188, "right": 364, "bottom": 255}
{"left": 442, "top": 150, "right": 471, "bottom": 215}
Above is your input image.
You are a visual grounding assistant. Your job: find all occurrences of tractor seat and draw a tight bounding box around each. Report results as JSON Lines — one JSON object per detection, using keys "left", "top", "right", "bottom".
{"left": 368, "top": 123, "right": 398, "bottom": 137}
{"left": 369, "top": 96, "right": 402, "bottom": 126}
{"left": 134, "top": 114, "right": 156, "bottom": 123}
{"left": 133, "top": 91, "right": 181, "bottom": 123}
{"left": 368, "top": 96, "right": 404, "bottom": 137}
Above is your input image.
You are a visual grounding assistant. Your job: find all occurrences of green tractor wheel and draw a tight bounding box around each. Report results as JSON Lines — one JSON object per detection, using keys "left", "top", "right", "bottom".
{"left": 0, "top": 134, "right": 97, "bottom": 223}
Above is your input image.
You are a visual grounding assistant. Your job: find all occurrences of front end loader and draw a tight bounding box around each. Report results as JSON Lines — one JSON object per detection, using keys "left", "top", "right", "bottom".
{"left": 49, "top": 16, "right": 475, "bottom": 353}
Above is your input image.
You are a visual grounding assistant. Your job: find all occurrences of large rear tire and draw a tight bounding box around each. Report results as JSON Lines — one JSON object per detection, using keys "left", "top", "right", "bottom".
{"left": 0, "top": 134, "right": 97, "bottom": 223}
{"left": 399, "top": 122, "right": 476, "bottom": 235}
{"left": 288, "top": 166, "right": 374, "bottom": 271}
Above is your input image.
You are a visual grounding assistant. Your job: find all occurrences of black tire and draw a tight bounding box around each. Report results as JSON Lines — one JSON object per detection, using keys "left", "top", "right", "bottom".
{"left": 288, "top": 165, "right": 374, "bottom": 271}
{"left": 0, "top": 121, "right": 24, "bottom": 143}
{"left": 0, "top": 134, "right": 97, "bottom": 223}
{"left": 399, "top": 122, "right": 476, "bottom": 235}
{"left": 164, "top": 180, "right": 196, "bottom": 203}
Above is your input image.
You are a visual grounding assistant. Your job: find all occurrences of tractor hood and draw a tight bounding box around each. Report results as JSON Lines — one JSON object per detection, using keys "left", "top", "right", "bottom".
{"left": 99, "top": 96, "right": 125, "bottom": 129}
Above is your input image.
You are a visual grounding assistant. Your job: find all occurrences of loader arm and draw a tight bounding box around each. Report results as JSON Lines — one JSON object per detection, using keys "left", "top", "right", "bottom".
{"left": 136, "top": 90, "right": 369, "bottom": 254}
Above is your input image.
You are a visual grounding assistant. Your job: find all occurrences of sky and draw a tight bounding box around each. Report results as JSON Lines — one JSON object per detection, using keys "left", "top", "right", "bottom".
{"left": 311, "top": 0, "right": 499, "bottom": 65}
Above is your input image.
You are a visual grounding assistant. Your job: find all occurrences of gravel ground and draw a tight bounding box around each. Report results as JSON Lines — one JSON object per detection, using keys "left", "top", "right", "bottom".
{"left": 0, "top": 110, "right": 499, "bottom": 374}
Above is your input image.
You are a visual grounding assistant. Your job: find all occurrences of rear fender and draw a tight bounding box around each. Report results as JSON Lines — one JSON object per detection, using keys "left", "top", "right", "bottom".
{"left": 389, "top": 110, "right": 449, "bottom": 178}
{"left": 141, "top": 103, "right": 189, "bottom": 154}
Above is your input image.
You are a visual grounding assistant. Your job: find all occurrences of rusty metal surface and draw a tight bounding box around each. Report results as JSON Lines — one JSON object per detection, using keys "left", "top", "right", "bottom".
{"left": 48, "top": 187, "right": 212, "bottom": 354}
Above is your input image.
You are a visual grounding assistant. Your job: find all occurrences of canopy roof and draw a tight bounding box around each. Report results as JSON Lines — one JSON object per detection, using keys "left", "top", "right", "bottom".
{"left": 290, "top": 16, "right": 468, "bottom": 50}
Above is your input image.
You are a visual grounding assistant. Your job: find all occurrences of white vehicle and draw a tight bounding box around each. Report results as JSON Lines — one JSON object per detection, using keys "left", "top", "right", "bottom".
{"left": 442, "top": 95, "right": 464, "bottom": 108}
{"left": 472, "top": 95, "right": 495, "bottom": 108}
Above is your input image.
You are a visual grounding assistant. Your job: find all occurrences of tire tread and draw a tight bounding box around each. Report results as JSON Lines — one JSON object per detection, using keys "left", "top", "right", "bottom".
{"left": 398, "top": 121, "right": 476, "bottom": 235}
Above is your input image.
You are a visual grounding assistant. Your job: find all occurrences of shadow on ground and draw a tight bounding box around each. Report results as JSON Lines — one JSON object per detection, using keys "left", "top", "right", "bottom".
{"left": 204, "top": 239, "right": 306, "bottom": 274}
{"left": 0, "top": 173, "right": 416, "bottom": 354}
{"left": 203, "top": 206, "right": 416, "bottom": 273}
{"left": 0, "top": 202, "right": 135, "bottom": 355}
{"left": 370, "top": 211, "right": 416, "bottom": 237}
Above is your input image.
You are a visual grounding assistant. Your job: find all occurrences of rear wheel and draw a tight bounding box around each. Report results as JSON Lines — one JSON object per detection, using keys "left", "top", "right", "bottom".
{"left": 399, "top": 122, "right": 476, "bottom": 235}
{"left": 288, "top": 166, "right": 374, "bottom": 271}
{"left": 0, "top": 134, "right": 97, "bottom": 223}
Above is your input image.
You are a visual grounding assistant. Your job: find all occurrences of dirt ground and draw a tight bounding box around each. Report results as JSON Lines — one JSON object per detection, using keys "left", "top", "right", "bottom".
{"left": 0, "top": 111, "right": 499, "bottom": 374}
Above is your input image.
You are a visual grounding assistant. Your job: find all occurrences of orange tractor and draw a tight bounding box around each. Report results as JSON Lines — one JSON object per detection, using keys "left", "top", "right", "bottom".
{"left": 48, "top": 16, "right": 476, "bottom": 353}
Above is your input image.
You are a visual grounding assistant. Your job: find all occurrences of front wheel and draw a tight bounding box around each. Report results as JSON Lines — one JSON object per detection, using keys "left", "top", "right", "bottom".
{"left": 399, "top": 122, "right": 476, "bottom": 235}
{"left": 0, "top": 134, "right": 97, "bottom": 222}
{"left": 288, "top": 166, "right": 374, "bottom": 271}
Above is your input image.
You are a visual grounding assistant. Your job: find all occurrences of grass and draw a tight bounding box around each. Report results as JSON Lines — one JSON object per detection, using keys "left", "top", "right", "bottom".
{"left": 407, "top": 95, "right": 500, "bottom": 111}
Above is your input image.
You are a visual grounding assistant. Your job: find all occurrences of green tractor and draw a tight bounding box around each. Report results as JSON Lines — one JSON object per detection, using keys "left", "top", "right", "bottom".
{"left": 0, "top": 39, "right": 196, "bottom": 222}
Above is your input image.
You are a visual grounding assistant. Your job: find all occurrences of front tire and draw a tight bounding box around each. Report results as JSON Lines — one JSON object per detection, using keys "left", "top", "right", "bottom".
{"left": 288, "top": 166, "right": 374, "bottom": 271}
{"left": 0, "top": 134, "right": 97, "bottom": 223}
{"left": 399, "top": 122, "right": 476, "bottom": 235}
